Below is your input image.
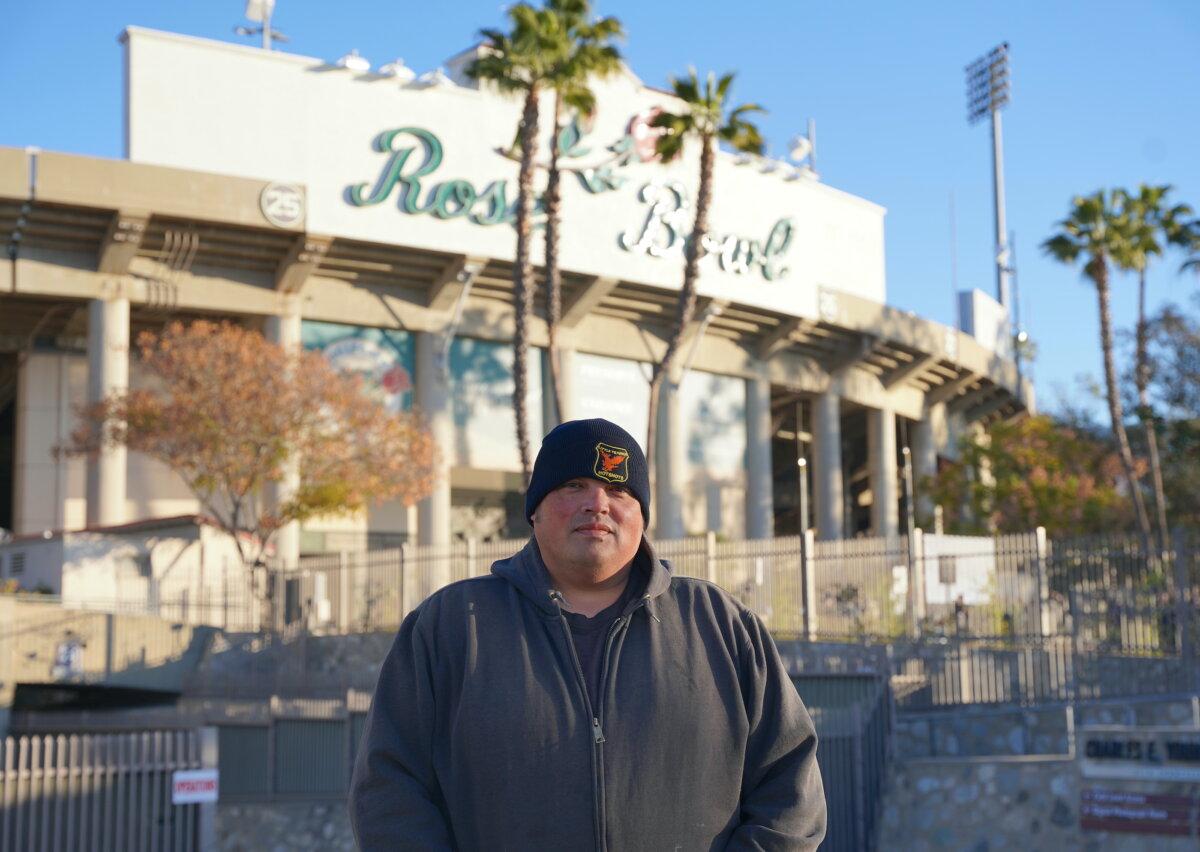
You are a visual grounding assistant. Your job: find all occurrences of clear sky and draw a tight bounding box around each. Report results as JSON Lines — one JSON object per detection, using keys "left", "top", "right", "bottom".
{"left": 4, "top": 1, "right": 1198, "bottom": 416}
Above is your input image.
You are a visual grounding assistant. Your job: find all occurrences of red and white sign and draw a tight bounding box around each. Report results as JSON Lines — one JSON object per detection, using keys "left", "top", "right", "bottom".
{"left": 171, "top": 769, "right": 219, "bottom": 804}
{"left": 1080, "top": 788, "right": 1196, "bottom": 837}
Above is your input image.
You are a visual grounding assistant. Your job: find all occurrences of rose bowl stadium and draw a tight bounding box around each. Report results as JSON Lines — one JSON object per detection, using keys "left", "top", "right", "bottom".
{"left": 0, "top": 28, "right": 1032, "bottom": 564}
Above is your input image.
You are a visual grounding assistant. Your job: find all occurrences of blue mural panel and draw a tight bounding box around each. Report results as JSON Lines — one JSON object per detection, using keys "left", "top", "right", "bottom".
{"left": 301, "top": 321, "right": 414, "bottom": 413}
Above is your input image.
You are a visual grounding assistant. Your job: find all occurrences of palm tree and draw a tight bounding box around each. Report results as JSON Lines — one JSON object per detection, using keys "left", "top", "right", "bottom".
{"left": 1042, "top": 191, "right": 1152, "bottom": 542}
{"left": 645, "top": 70, "right": 764, "bottom": 502}
{"left": 1182, "top": 219, "right": 1200, "bottom": 274}
{"left": 542, "top": 0, "right": 623, "bottom": 425}
{"left": 467, "top": 5, "right": 568, "bottom": 483}
{"left": 1112, "top": 185, "right": 1194, "bottom": 550}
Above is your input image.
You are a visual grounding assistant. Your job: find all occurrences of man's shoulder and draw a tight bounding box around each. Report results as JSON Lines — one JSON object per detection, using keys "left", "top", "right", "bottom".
{"left": 420, "top": 574, "right": 511, "bottom": 611}
{"left": 659, "top": 574, "right": 760, "bottom": 633}
{"left": 665, "top": 574, "right": 748, "bottom": 607}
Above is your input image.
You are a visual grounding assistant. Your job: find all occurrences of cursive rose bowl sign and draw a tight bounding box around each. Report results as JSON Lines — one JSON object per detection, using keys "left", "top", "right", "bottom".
{"left": 346, "top": 121, "right": 794, "bottom": 282}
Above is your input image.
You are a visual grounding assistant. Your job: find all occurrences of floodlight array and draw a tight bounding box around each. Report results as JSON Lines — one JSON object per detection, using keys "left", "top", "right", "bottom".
{"left": 965, "top": 43, "right": 1010, "bottom": 124}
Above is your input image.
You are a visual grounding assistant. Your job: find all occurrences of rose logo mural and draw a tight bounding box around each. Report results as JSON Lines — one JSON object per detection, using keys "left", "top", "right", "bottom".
{"left": 302, "top": 322, "right": 414, "bottom": 414}
{"left": 627, "top": 108, "right": 666, "bottom": 163}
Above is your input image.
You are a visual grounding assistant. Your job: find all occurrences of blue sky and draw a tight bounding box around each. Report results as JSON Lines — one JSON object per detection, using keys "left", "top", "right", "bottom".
{"left": 4, "top": 1, "right": 1198, "bottom": 416}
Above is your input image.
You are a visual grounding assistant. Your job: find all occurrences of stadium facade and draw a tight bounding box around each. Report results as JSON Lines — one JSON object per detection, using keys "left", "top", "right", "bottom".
{"left": 0, "top": 28, "right": 1031, "bottom": 566}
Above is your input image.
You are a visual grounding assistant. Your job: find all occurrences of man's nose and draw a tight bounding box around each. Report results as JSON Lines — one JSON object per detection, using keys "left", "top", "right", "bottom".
{"left": 581, "top": 483, "right": 610, "bottom": 513}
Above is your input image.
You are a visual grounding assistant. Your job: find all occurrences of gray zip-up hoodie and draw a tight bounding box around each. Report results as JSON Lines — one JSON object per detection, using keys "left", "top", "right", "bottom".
{"left": 349, "top": 538, "right": 826, "bottom": 851}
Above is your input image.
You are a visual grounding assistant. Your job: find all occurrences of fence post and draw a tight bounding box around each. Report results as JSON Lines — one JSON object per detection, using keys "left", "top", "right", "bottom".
{"left": 273, "top": 567, "right": 287, "bottom": 632}
{"left": 399, "top": 543, "right": 411, "bottom": 621}
{"left": 705, "top": 531, "right": 718, "bottom": 585}
{"left": 801, "top": 529, "right": 817, "bottom": 642}
{"left": 104, "top": 613, "right": 115, "bottom": 680}
{"left": 197, "top": 726, "right": 218, "bottom": 851}
{"left": 1171, "top": 528, "right": 1195, "bottom": 691}
{"left": 908, "top": 528, "right": 925, "bottom": 639}
{"left": 851, "top": 702, "right": 866, "bottom": 850}
{"left": 467, "top": 538, "right": 477, "bottom": 579}
{"left": 1035, "top": 527, "right": 1051, "bottom": 638}
{"left": 958, "top": 641, "right": 974, "bottom": 705}
{"left": 338, "top": 551, "right": 350, "bottom": 633}
{"left": 1067, "top": 588, "right": 1080, "bottom": 703}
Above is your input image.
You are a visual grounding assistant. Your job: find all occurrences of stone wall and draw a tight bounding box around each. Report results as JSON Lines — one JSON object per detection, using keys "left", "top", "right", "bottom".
{"left": 895, "top": 694, "right": 1200, "bottom": 759}
{"left": 219, "top": 802, "right": 354, "bottom": 852}
{"left": 883, "top": 757, "right": 1199, "bottom": 851}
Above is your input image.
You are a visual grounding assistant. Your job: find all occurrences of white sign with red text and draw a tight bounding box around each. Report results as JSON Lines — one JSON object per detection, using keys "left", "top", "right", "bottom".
{"left": 171, "top": 769, "right": 219, "bottom": 804}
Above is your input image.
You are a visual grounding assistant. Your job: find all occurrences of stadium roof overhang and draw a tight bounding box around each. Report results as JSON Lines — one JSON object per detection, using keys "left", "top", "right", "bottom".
{"left": 0, "top": 147, "right": 1032, "bottom": 426}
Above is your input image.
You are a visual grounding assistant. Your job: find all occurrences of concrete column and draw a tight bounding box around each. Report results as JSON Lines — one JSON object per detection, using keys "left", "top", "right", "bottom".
{"left": 743, "top": 372, "right": 773, "bottom": 539}
{"left": 654, "top": 381, "right": 686, "bottom": 540}
{"left": 813, "top": 390, "right": 844, "bottom": 541}
{"left": 868, "top": 405, "right": 899, "bottom": 539}
{"left": 86, "top": 296, "right": 129, "bottom": 528}
{"left": 415, "top": 331, "right": 452, "bottom": 547}
{"left": 541, "top": 346, "right": 575, "bottom": 429}
{"left": 911, "top": 412, "right": 938, "bottom": 522}
{"left": 265, "top": 304, "right": 301, "bottom": 569}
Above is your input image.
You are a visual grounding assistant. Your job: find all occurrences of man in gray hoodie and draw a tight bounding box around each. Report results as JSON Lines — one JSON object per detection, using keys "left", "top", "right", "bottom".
{"left": 350, "top": 418, "right": 826, "bottom": 850}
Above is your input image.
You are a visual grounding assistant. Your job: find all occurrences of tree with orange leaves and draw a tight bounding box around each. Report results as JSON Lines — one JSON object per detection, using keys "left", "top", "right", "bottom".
{"left": 924, "top": 415, "right": 1134, "bottom": 537}
{"left": 62, "top": 320, "right": 439, "bottom": 574}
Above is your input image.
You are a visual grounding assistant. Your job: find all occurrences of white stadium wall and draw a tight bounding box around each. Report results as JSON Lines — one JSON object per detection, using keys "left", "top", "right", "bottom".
{"left": 14, "top": 352, "right": 201, "bottom": 535}
{"left": 123, "top": 28, "right": 887, "bottom": 323}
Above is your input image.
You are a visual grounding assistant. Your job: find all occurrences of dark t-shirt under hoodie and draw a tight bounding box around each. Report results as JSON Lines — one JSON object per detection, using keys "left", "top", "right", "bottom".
{"left": 561, "top": 557, "right": 647, "bottom": 708}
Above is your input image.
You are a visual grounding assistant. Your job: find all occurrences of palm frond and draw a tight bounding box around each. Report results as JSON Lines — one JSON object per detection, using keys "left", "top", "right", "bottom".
{"left": 672, "top": 69, "right": 702, "bottom": 105}
{"left": 654, "top": 133, "right": 685, "bottom": 163}
{"left": 1041, "top": 233, "right": 1082, "bottom": 264}
{"left": 719, "top": 120, "right": 764, "bottom": 154}
{"left": 716, "top": 72, "right": 735, "bottom": 102}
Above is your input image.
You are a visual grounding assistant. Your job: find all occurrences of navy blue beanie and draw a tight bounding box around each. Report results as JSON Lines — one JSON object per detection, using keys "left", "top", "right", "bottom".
{"left": 525, "top": 419, "right": 651, "bottom": 524}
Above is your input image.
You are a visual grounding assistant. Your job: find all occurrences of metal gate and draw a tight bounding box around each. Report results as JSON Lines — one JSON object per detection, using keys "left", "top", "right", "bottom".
{"left": 796, "top": 674, "right": 891, "bottom": 851}
{"left": 1, "top": 729, "right": 214, "bottom": 852}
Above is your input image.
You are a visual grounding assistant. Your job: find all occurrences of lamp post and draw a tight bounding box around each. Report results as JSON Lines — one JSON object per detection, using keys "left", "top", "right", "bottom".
{"left": 235, "top": 0, "right": 288, "bottom": 50}
{"left": 966, "top": 43, "right": 1012, "bottom": 310}
{"left": 797, "top": 457, "right": 809, "bottom": 536}
{"left": 901, "top": 446, "right": 915, "bottom": 539}
{"left": 902, "top": 445, "right": 921, "bottom": 636}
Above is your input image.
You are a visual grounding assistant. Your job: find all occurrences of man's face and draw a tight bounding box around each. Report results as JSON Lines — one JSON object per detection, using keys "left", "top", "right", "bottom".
{"left": 531, "top": 477, "right": 644, "bottom": 578}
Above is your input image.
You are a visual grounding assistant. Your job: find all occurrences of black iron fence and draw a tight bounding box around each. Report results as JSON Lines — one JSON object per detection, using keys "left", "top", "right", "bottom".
{"left": 799, "top": 675, "right": 890, "bottom": 852}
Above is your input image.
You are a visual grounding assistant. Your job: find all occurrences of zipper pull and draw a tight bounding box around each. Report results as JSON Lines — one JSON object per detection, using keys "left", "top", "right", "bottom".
{"left": 592, "top": 717, "right": 606, "bottom": 744}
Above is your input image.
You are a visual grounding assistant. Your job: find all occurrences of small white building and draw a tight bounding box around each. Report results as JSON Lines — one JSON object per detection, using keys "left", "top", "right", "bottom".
{"left": 0, "top": 515, "right": 263, "bottom": 630}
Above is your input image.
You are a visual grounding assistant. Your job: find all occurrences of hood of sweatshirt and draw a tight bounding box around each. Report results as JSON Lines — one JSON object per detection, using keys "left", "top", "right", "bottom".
{"left": 491, "top": 535, "right": 673, "bottom": 617}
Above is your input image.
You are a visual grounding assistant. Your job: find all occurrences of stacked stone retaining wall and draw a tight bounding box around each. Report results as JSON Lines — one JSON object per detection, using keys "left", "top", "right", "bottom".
{"left": 895, "top": 694, "right": 1200, "bottom": 759}
{"left": 883, "top": 757, "right": 1199, "bottom": 851}
{"left": 219, "top": 802, "right": 354, "bottom": 851}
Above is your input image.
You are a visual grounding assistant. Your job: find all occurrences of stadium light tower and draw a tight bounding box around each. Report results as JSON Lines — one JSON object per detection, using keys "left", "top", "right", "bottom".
{"left": 235, "top": 0, "right": 288, "bottom": 50}
{"left": 966, "top": 43, "right": 1011, "bottom": 310}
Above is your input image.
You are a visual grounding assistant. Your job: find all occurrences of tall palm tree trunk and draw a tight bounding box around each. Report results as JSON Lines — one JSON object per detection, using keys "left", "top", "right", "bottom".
{"left": 646, "top": 134, "right": 715, "bottom": 503}
{"left": 543, "top": 91, "right": 567, "bottom": 426}
{"left": 512, "top": 86, "right": 540, "bottom": 484}
{"left": 1095, "top": 267, "right": 1152, "bottom": 542}
{"left": 1135, "top": 268, "right": 1170, "bottom": 551}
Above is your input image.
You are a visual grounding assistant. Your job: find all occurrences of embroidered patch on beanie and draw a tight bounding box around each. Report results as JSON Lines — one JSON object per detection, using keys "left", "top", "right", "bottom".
{"left": 593, "top": 442, "right": 630, "bottom": 483}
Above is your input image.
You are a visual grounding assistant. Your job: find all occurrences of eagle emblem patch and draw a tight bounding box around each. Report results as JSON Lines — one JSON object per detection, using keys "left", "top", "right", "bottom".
{"left": 593, "top": 442, "right": 630, "bottom": 483}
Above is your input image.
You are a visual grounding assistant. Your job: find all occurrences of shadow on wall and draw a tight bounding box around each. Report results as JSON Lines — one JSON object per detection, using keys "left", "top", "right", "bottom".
{"left": 0, "top": 596, "right": 216, "bottom": 729}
